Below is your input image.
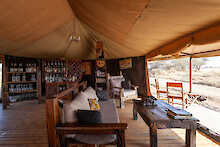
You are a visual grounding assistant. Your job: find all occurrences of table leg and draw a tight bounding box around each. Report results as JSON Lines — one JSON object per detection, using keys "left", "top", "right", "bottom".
{"left": 150, "top": 127, "right": 157, "bottom": 147}
{"left": 186, "top": 128, "right": 196, "bottom": 147}
{"left": 118, "top": 130, "right": 126, "bottom": 147}
{"left": 133, "top": 104, "right": 138, "bottom": 120}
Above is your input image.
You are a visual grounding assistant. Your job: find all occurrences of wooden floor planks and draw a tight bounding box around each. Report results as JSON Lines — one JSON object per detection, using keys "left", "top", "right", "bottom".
{"left": 0, "top": 100, "right": 218, "bottom": 147}
{"left": 0, "top": 100, "right": 48, "bottom": 146}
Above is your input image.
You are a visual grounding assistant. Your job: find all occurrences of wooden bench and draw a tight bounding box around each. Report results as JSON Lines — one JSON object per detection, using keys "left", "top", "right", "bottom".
{"left": 45, "top": 82, "right": 128, "bottom": 147}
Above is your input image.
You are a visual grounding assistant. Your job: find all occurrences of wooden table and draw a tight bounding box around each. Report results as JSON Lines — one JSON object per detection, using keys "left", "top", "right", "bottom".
{"left": 133, "top": 100, "right": 199, "bottom": 147}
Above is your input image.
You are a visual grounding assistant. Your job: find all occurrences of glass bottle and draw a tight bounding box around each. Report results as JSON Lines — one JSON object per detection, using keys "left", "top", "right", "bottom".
{"left": 14, "top": 63, "right": 17, "bottom": 72}
{"left": 22, "top": 74, "right": 26, "bottom": 81}
{"left": 10, "top": 62, "right": 13, "bottom": 72}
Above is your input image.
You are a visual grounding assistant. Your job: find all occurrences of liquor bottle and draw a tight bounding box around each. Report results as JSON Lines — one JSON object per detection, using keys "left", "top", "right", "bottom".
{"left": 10, "top": 62, "right": 14, "bottom": 72}
{"left": 11, "top": 74, "right": 15, "bottom": 82}
{"left": 45, "top": 73, "right": 48, "bottom": 83}
{"left": 47, "top": 61, "right": 50, "bottom": 72}
{"left": 22, "top": 74, "right": 26, "bottom": 81}
{"left": 33, "top": 63, "right": 36, "bottom": 72}
{"left": 54, "top": 61, "right": 57, "bottom": 72}
{"left": 29, "top": 63, "right": 32, "bottom": 72}
{"left": 31, "top": 74, "right": 36, "bottom": 81}
{"left": 9, "top": 84, "right": 11, "bottom": 92}
{"left": 18, "top": 63, "right": 23, "bottom": 72}
{"left": 52, "top": 74, "right": 55, "bottom": 82}
{"left": 26, "top": 63, "right": 29, "bottom": 72}
{"left": 29, "top": 63, "right": 31, "bottom": 72}
{"left": 49, "top": 74, "right": 52, "bottom": 83}
{"left": 50, "top": 61, "right": 52, "bottom": 72}
{"left": 45, "top": 61, "right": 47, "bottom": 72}
{"left": 14, "top": 63, "right": 18, "bottom": 72}
{"left": 58, "top": 60, "right": 60, "bottom": 67}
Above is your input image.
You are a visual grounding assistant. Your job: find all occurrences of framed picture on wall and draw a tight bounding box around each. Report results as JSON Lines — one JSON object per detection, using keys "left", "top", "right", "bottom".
{"left": 119, "top": 58, "right": 132, "bottom": 69}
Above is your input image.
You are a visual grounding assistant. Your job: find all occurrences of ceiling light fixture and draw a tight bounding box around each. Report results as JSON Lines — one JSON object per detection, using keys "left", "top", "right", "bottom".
{"left": 69, "top": 35, "right": 80, "bottom": 42}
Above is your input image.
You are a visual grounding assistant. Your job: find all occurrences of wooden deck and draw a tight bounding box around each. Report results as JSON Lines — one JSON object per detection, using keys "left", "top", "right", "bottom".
{"left": 0, "top": 100, "right": 218, "bottom": 147}
{"left": 0, "top": 100, "right": 48, "bottom": 147}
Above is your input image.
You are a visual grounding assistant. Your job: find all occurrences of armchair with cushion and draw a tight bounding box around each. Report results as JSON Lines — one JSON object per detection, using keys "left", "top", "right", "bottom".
{"left": 107, "top": 73, "right": 138, "bottom": 108}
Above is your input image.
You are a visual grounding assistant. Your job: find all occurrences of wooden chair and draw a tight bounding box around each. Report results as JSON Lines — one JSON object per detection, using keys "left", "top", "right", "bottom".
{"left": 107, "top": 73, "right": 138, "bottom": 108}
{"left": 166, "top": 82, "right": 185, "bottom": 109}
{"left": 155, "top": 79, "right": 168, "bottom": 101}
{"left": 185, "top": 92, "right": 207, "bottom": 108}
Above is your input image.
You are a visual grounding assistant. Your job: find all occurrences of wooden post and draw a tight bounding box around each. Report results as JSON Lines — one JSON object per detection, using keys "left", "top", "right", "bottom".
{"left": 145, "top": 57, "right": 152, "bottom": 97}
{"left": 46, "top": 98, "right": 59, "bottom": 147}
{"left": 189, "top": 56, "right": 192, "bottom": 93}
{"left": 2, "top": 56, "right": 8, "bottom": 109}
{"left": 37, "top": 60, "right": 42, "bottom": 103}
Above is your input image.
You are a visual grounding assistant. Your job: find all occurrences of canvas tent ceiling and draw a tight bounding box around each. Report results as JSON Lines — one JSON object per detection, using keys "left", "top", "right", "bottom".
{"left": 0, "top": 0, "right": 220, "bottom": 60}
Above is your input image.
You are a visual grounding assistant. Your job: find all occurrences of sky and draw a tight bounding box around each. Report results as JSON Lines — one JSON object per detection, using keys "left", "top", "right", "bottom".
{"left": 204, "top": 56, "right": 220, "bottom": 67}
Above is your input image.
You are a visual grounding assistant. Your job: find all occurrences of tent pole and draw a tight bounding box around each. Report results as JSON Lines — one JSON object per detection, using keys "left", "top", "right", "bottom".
{"left": 145, "top": 57, "right": 152, "bottom": 97}
{"left": 189, "top": 56, "right": 192, "bottom": 93}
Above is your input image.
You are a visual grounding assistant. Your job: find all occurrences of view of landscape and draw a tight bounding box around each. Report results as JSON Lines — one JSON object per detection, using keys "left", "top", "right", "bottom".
{"left": 0, "top": 64, "right": 2, "bottom": 101}
{"left": 149, "top": 57, "right": 220, "bottom": 134}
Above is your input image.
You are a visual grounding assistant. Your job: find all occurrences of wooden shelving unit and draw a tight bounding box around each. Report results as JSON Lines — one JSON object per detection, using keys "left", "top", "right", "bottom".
{"left": 95, "top": 41, "right": 107, "bottom": 90}
{"left": 3, "top": 56, "right": 41, "bottom": 109}
{"left": 7, "top": 72, "right": 36, "bottom": 74}
{"left": 42, "top": 58, "right": 82, "bottom": 98}
{"left": 6, "top": 81, "right": 37, "bottom": 84}
{"left": 8, "top": 90, "right": 38, "bottom": 94}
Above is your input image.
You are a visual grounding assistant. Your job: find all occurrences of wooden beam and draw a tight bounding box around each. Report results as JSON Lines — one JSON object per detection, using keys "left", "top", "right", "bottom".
{"left": 145, "top": 57, "right": 152, "bottom": 97}
{"left": 192, "top": 48, "right": 220, "bottom": 56}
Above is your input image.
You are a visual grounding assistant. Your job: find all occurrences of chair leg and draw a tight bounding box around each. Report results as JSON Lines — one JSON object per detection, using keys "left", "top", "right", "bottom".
{"left": 157, "top": 92, "right": 159, "bottom": 99}
{"left": 120, "top": 131, "right": 126, "bottom": 147}
{"left": 182, "top": 99, "right": 184, "bottom": 109}
{"left": 120, "top": 98, "right": 125, "bottom": 108}
{"left": 59, "top": 135, "right": 67, "bottom": 147}
{"left": 117, "top": 130, "right": 126, "bottom": 147}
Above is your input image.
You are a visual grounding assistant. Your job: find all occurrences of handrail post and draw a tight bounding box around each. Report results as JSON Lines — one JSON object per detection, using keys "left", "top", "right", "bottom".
{"left": 189, "top": 56, "right": 192, "bottom": 93}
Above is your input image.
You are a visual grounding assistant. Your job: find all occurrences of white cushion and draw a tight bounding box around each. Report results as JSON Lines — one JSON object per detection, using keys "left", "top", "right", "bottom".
{"left": 110, "top": 76, "right": 124, "bottom": 88}
{"left": 63, "top": 92, "right": 90, "bottom": 123}
{"left": 81, "top": 86, "right": 99, "bottom": 100}
{"left": 123, "top": 89, "right": 137, "bottom": 97}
